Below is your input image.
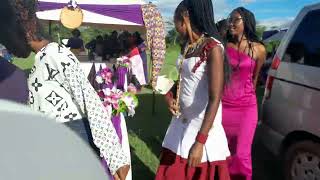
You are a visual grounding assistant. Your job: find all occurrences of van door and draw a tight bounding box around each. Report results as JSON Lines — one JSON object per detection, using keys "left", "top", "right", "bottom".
{"left": 264, "top": 9, "right": 320, "bottom": 137}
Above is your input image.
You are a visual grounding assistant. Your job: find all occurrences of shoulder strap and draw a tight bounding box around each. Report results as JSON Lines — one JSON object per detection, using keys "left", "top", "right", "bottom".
{"left": 192, "top": 39, "right": 221, "bottom": 73}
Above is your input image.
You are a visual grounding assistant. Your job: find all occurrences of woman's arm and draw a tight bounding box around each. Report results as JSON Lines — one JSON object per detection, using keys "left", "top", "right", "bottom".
{"left": 64, "top": 61, "right": 130, "bottom": 176}
{"left": 253, "top": 44, "right": 266, "bottom": 88}
{"left": 199, "top": 45, "right": 224, "bottom": 135}
{"left": 188, "top": 45, "right": 224, "bottom": 167}
{"left": 42, "top": 45, "right": 130, "bottom": 178}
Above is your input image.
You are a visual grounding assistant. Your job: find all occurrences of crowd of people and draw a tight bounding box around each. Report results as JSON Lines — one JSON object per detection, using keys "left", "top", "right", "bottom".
{"left": 65, "top": 29, "right": 145, "bottom": 60}
{"left": 66, "top": 29, "right": 148, "bottom": 86}
{"left": 0, "top": 0, "right": 267, "bottom": 180}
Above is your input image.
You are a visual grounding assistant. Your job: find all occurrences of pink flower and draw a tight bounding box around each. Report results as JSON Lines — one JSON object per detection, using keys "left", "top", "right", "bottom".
{"left": 98, "top": 68, "right": 113, "bottom": 84}
{"left": 97, "top": 91, "right": 105, "bottom": 98}
{"left": 128, "top": 84, "right": 137, "bottom": 94}
{"left": 102, "top": 101, "right": 110, "bottom": 107}
{"left": 112, "top": 102, "right": 120, "bottom": 110}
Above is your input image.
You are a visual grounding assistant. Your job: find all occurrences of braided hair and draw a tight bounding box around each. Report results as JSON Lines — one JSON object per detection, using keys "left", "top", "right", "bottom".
{"left": 174, "top": 0, "right": 230, "bottom": 84}
{"left": 230, "top": 7, "right": 262, "bottom": 44}
{"left": 228, "top": 7, "right": 263, "bottom": 70}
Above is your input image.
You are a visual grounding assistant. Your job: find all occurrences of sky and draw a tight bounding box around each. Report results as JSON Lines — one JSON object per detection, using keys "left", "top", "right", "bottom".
{"left": 153, "top": 0, "right": 319, "bottom": 29}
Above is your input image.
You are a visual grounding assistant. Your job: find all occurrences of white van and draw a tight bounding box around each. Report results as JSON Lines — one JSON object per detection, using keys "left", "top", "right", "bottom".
{"left": 260, "top": 3, "right": 320, "bottom": 180}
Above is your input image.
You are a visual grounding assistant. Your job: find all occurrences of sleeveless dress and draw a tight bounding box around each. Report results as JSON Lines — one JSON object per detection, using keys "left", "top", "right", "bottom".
{"left": 155, "top": 39, "right": 230, "bottom": 180}
{"left": 222, "top": 47, "right": 257, "bottom": 180}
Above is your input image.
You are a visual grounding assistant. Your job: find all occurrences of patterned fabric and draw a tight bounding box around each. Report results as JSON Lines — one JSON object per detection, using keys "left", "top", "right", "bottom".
{"left": 28, "top": 42, "right": 129, "bottom": 175}
{"left": 141, "top": 3, "right": 166, "bottom": 88}
{"left": 192, "top": 40, "right": 220, "bottom": 73}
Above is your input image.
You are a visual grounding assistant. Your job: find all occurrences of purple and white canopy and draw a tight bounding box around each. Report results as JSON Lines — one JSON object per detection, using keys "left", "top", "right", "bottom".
{"left": 36, "top": 0, "right": 146, "bottom": 30}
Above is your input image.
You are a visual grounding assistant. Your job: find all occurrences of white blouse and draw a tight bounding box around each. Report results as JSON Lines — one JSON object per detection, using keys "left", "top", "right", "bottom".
{"left": 28, "top": 42, "right": 129, "bottom": 174}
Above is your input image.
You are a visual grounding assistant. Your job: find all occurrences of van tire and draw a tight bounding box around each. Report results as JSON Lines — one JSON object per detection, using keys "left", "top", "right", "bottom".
{"left": 284, "top": 141, "right": 320, "bottom": 180}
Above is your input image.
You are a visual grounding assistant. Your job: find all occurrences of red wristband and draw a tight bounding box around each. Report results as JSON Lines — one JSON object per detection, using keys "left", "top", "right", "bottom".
{"left": 196, "top": 132, "right": 208, "bottom": 144}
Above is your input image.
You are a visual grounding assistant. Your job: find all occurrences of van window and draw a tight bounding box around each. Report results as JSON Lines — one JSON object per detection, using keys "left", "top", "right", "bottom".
{"left": 283, "top": 10, "right": 320, "bottom": 67}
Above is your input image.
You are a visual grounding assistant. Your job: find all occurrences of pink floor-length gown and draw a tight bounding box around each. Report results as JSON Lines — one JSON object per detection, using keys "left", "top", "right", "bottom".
{"left": 222, "top": 47, "right": 258, "bottom": 180}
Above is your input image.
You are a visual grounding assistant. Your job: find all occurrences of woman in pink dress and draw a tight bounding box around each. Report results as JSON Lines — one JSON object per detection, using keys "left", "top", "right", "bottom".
{"left": 222, "top": 7, "right": 266, "bottom": 180}
{"left": 155, "top": 0, "right": 231, "bottom": 179}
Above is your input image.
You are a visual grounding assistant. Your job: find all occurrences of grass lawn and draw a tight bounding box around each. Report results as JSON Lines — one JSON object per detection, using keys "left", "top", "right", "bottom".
{"left": 12, "top": 54, "right": 35, "bottom": 72}
{"left": 12, "top": 46, "right": 264, "bottom": 180}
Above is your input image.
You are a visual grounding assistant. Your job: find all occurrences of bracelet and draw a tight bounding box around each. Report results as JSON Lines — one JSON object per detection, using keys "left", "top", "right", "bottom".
{"left": 196, "top": 132, "right": 208, "bottom": 144}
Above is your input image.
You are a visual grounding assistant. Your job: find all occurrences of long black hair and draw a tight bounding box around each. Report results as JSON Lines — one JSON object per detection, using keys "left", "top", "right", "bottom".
{"left": 228, "top": 7, "right": 263, "bottom": 70}
{"left": 175, "top": 0, "right": 230, "bottom": 84}
{"left": 0, "top": 0, "right": 32, "bottom": 58}
{"left": 229, "top": 7, "right": 262, "bottom": 44}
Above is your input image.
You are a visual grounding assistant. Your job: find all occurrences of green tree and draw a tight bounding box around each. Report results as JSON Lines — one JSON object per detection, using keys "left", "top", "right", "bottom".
{"left": 166, "top": 28, "right": 179, "bottom": 46}
{"left": 256, "top": 25, "right": 267, "bottom": 40}
{"left": 43, "top": 23, "right": 113, "bottom": 44}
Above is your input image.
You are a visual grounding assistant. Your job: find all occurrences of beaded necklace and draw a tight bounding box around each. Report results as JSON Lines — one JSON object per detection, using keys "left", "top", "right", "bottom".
{"left": 172, "top": 34, "right": 205, "bottom": 118}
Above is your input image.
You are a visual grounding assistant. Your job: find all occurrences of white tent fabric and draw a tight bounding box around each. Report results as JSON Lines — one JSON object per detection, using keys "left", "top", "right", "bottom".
{"left": 36, "top": 0, "right": 147, "bottom": 29}
{"left": 37, "top": 9, "right": 142, "bottom": 26}
{"left": 38, "top": 0, "right": 146, "bottom": 5}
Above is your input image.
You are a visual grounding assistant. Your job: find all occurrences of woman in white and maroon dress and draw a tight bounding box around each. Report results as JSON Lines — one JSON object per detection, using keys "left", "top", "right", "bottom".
{"left": 155, "top": 0, "right": 231, "bottom": 179}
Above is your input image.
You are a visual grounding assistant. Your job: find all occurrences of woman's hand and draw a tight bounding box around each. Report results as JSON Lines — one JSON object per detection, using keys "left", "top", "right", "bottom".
{"left": 113, "top": 173, "right": 120, "bottom": 180}
{"left": 168, "top": 98, "right": 180, "bottom": 116}
{"left": 115, "top": 165, "right": 130, "bottom": 180}
{"left": 164, "top": 92, "right": 179, "bottom": 115}
{"left": 188, "top": 142, "right": 204, "bottom": 167}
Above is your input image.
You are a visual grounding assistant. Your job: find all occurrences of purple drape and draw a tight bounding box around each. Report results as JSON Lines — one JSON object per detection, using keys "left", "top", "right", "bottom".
{"left": 111, "top": 115, "right": 122, "bottom": 144}
{"left": 116, "top": 66, "right": 128, "bottom": 91}
{"left": 37, "top": 1, "right": 144, "bottom": 25}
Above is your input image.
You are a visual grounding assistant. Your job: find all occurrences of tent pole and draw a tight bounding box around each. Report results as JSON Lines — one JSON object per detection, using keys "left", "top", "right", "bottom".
{"left": 151, "top": 56, "right": 156, "bottom": 116}
{"left": 152, "top": 91, "right": 156, "bottom": 115}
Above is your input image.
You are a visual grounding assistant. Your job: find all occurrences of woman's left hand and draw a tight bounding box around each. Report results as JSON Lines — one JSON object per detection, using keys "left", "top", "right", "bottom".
{"left": 188, "top": 142, "right": 204, "bottom": 167}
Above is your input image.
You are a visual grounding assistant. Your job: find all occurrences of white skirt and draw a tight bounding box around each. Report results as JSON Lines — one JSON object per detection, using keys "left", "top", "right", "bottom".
{"left": 162, "top": 106, "right": 230, "bottom": 163}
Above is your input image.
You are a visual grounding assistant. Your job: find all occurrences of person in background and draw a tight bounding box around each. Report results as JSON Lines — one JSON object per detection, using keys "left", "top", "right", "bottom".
{"left": 118, "top": 31, "right": 131, "bottom": 56}
{"left": 103, "top": 33, "right": 111, "bottom": 60}
{"left": 216, "top": 19, "right": 229, "bottom": 42}
{"left": 85, "top": 35, "right": 104, "bottom": 61}
{"left": 95, "top": 35, "right": 105, "bottom": 60}
{"left": 110, "top": 31, "right": 120, "bottom": 58}
{"left": 222, "top": 7, "right": 266, "bottom": 180}
{"left": 66, "top": 29, "right": 84, "bottom": 54}
{"left": 127, "top": 33, "right": 146, "bottom": 86}
{"left": 12, "top": 0, "right": 130, "bottom": 179}
{"left": 155, "top": 0, "right": 231, "bottom": 179}
{"left": 133, "top": 32, "right": 148, "bottom": 84}
{"left": 0, "top": 44, "right": 13, "bottom": 62}
{"left": 0, "top": 0, "right": 29, "bottom": 104}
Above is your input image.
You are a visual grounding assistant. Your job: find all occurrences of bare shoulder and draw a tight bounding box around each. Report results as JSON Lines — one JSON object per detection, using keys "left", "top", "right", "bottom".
{"left": 253, "top": 42, "right": 266, "bottom": 54}
{"left": 209, "top": 43, "right": 224, "bottom": 63}
{"left": 253, "top": 42, "right": 266, "bottom": 61}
